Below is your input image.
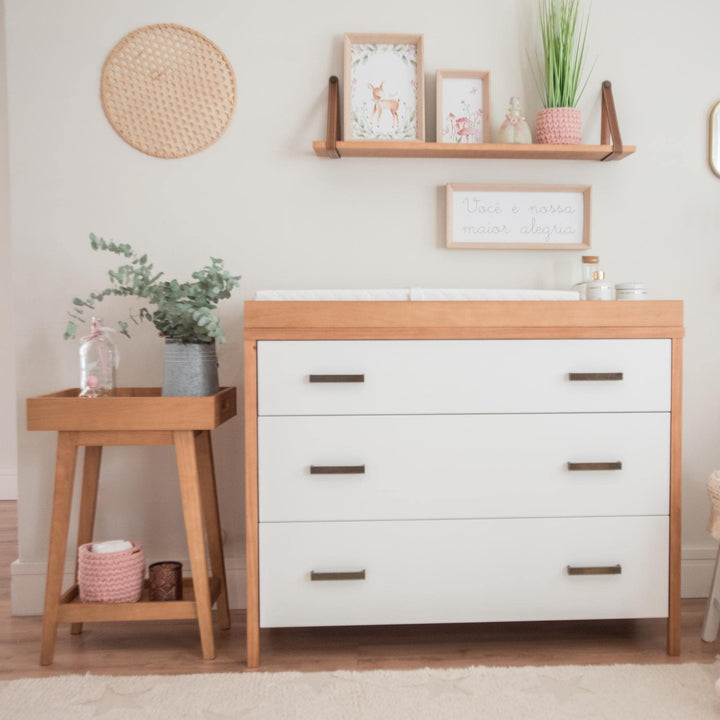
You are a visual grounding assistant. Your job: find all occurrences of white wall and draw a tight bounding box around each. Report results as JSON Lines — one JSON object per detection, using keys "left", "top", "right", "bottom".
{"left": 5, "top": 0, "right": 720, "bottom": 612}
{"left": 0, "top": 0, "right": 17, "bottom": 500}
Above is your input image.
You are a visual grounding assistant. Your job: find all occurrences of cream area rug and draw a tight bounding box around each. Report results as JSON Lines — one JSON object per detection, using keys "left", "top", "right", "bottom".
{"left": 1, "top": 663, "right": 719, "bottom": 719}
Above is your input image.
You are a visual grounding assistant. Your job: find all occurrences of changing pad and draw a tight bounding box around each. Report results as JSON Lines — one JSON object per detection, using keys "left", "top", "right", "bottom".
{"left": 255, "top": 289, "right": 410, "bottom": 301}
{"left": 409, "top": 288, "right": 580, "bottom": 301}
{"left": 255, "top": 288, "right": 580, "bottom": 301}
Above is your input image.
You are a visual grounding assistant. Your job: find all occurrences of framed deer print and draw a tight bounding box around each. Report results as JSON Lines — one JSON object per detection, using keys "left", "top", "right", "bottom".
{"left": 344, "top": 33, "right": 425, "bottom": 142}
{"left": 436, "top": 70, "right": 490, "bottom": 144}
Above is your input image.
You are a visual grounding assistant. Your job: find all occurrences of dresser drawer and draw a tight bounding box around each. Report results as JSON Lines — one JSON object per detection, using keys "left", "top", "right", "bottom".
{"left": 259, "top": 516, "right": 669, "bottom": 628}
{"left": 257, "top": 339, "right": 671, "bottom": 415}
{"left": 259, "top": 412, "right": 670, "bottom": 521}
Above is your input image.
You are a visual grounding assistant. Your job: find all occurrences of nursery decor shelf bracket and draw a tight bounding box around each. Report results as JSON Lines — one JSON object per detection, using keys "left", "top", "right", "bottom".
{"left": 600, "top": 81, "right": 624, "bottom": 161}
{"left": 313, "top": 78, "right": 634, "bottom": 161}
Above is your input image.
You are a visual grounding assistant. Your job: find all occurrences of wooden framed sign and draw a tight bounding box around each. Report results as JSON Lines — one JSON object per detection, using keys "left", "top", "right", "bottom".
{"left": 446, "top": 183, "right": 591, "bottom": 250}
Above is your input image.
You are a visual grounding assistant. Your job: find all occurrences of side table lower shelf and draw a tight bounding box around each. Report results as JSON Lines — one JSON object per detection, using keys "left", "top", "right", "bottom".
{"left": 59, "top": 578, "right": 222, "bottom": 623}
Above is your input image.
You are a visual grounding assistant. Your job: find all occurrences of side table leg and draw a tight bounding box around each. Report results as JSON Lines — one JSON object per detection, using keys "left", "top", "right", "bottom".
{"left": 174, "top": 430, "right": 215, "bottom": 660}
{"left": 71, "top": 445, "right": 102, "bottom": 635}
{"left": 40, "top": 432, "right": 79, "bottom": 665}
{"left": 196, "top": 431, "right": 231, "bottom": 630}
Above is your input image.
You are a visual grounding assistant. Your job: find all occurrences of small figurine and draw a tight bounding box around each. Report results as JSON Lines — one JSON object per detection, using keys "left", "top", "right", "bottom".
{"left": 497, "top": 97, "right": 532, "bottom": 144}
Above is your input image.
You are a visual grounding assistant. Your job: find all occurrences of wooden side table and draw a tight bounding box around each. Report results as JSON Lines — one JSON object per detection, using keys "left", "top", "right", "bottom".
{"left": 26, "top": 387, "right": 236, "bottom": 665}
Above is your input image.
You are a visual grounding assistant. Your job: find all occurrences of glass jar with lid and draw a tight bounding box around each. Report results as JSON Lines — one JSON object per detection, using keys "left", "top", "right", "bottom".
{"left": 573, "top": 255, "right": 600, "bottom": 300}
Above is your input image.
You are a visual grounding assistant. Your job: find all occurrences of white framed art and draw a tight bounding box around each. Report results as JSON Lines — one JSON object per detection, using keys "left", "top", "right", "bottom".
{"left": 436, "top": 70, "right": 490, "bottom": 144}
{"left": 343, "top": 33, "right": 425, "bottom": 141}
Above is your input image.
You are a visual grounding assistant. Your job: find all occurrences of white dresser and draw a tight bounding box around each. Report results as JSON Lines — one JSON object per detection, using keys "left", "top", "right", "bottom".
{"left": 243, "top": 301, "right": 683, "bottom": 667}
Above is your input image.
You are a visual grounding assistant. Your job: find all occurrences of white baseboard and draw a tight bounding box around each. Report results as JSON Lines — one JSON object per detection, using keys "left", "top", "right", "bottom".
{"left": 11, "top": 548, "right": 718, "bottom": 616}
{"left": 0, "top": 465, "right": 17, "bottom": 499}
{"left": 11, "top": 555, "right": 248, "bottom": 616}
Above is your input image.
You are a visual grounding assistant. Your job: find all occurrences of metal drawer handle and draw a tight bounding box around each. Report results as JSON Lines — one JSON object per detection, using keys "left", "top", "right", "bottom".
{"left": 567, "top": 564, "right": 622, "bottom": 576}
{"left": 309, "top": 374, "right": 364, "bottom": 383}
{"left": 310, "top": 465, "right": 365, "bottom": 475}
{"left": 567, "top": 461, "right": 622, "bottom": 472}
{"left": 310, "top": 570, "right": 366, "bottom": 581}
{"left": 568, "top": 372, "right": 624, "bottom": 382}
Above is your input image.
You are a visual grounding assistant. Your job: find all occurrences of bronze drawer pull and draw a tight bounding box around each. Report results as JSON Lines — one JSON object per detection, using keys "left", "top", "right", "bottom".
{"left": 567, "top": 461, "right": 622, "bottom": 472}
{"left": 309, "top": 374, "right": 365, "bottom": 383}
{"left": 310, "top": 465, "right": 366, "bottom": 475}
{"left": 310, "top": 570, "right": 366, "bottom": 581}
{"left": 568, "top": 372, "right": 624, "bottom": 381}
{"left": 567, "top": 564, "right": 622, "bottom": 576}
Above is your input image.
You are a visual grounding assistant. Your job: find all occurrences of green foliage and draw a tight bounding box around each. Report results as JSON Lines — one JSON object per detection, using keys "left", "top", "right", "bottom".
{"left": 530, "top": 0, "right": 593, "bottom": 108}
{"left": 64, "top": 233, "right": 241, "bottom": 344}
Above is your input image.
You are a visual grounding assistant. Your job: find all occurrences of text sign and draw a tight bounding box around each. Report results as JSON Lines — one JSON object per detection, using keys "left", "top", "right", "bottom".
{"left": 446, "top": 184, "right": 591, "bottom": 250}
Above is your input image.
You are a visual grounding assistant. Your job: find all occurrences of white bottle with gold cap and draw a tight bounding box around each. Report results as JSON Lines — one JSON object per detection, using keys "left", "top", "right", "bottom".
{"left": 586, "top": 270, "right": 615, "bottom": 300}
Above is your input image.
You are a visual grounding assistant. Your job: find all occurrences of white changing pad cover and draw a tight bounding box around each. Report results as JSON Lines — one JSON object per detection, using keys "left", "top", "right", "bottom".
{"left": 254, "top": 288, "right": 580, "bottom": 301}
{"left": 410, "top": 288, "right": 580, "bottom": 301}
{"left": 255, "top": 289, "right": 410, "bottom": 301}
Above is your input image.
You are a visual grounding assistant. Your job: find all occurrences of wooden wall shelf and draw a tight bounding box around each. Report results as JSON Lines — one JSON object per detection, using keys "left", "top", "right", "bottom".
{"left": 312, "top": 140, "right": 635, "bottom": 161}
{"left": 314, "top": 78, "right": 634, "bottom": 162}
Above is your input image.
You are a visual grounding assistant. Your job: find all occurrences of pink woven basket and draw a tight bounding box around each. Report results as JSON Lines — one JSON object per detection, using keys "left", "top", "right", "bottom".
{"left": 78, "top": 541, "right": 145, "bottom": 603}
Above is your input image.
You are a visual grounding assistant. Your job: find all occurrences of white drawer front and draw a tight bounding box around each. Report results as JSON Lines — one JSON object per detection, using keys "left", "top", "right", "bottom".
{"left": 259, "top": 413, "right": 670, "bottom": 521}
{"left": 257, "top": 339, "right": 671, "bottom": 415}
{"left": 259, "top": 516, "right": 669, "bottom": 628}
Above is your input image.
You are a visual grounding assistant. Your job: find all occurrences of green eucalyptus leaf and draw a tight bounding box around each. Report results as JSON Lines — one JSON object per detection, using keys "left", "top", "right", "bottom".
{"left": 66, "top": 234, "right": 240, "bottom": 342}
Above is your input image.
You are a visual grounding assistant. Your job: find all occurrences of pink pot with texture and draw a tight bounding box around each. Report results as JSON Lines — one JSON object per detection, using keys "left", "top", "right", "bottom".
{"left": 536, "top": 107, "right": 582, "bottom": 144}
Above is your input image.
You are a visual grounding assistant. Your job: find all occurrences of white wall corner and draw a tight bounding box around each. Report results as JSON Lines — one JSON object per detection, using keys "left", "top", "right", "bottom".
{"left": 0, "top": 465, "right": 17, "bottom": 500}
{"left": 11, "top": 554, "right": 247, "bottom": 616}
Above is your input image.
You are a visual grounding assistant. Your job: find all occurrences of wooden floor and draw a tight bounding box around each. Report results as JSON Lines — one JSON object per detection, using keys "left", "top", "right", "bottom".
{"left": 1, "top": 500, "right": 719, "bottom": 679}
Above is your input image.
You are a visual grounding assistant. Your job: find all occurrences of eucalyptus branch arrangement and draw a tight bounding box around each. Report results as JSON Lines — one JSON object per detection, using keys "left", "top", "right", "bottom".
{"left": 64, "top": 233, "right": 241, "bottom": 344}
{"left": 531, "top": 0, "right": 593, "bottom": 108}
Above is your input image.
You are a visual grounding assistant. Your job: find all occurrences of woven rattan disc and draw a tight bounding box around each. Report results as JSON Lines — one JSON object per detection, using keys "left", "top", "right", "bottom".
{"left": 101, "top": 24, "right": 236, "bottom": 158}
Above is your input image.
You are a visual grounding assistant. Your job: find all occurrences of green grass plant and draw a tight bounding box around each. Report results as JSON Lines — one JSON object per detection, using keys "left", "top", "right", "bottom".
{"left": 532, "top": 0, "right": 593, "bottom": 108}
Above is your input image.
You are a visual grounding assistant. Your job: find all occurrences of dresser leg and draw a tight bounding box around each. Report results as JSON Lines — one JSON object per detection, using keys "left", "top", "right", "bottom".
{"left": 40, "top": 432, "right": 79, "bottom": 665}
{"left": 245, "top": 521, "right": 260, "bottom": 668}
{"left": 174, "top": 430, "right": 216, "bottom": 660}
{"left": 196, "top": 430, "right": 231, "bottom": 630}
{"left": 71, "top": 445, "right": 102, "bottom": 636}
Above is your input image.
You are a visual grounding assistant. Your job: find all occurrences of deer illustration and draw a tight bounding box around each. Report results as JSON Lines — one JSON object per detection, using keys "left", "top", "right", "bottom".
{"left": 368, "top": 82, "right": 400, "bottom": 128}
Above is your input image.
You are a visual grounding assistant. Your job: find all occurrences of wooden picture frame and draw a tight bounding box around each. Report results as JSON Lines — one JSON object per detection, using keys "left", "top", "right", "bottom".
{"left": 436, "top": 70, "right": 490, "bottom": 144}
{"left": 344, "top": 33, "right": 425, "bottom": 142}
{"left": 446, "top": 183, "right": 592, "bottom": 250}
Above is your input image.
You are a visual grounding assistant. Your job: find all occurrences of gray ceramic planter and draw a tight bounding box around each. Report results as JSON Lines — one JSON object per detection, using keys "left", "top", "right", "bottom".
{"left": 162, "top": 340, "right": 219, "bottom": 397}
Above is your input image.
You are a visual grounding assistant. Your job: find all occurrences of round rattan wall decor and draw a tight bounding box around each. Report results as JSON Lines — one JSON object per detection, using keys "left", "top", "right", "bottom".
{"left": 101, "top": 24, "right": 237, "bottom": 159}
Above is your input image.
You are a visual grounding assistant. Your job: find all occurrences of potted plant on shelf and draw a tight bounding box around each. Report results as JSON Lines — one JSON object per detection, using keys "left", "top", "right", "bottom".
{"left": 65, "top": 233, "right": 241, "bottom": 397}
{"left": 531, "top": 0, "right": 593, "bottom": 145}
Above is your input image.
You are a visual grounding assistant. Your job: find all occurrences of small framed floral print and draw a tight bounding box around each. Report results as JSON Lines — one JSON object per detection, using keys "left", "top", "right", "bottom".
{"left": 436, "top": 70, "right": 490, "bottom": 144}
{"left": 344, "top": 33, "right": 425, "bottom": 142}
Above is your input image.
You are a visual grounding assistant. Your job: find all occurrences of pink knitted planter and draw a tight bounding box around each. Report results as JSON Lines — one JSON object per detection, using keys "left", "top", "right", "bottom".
{"left": 78, "top": 541, "right": 145, "bottom": 603}
{"left": 536, "top": 107, "right": 582, "bottom": 145}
